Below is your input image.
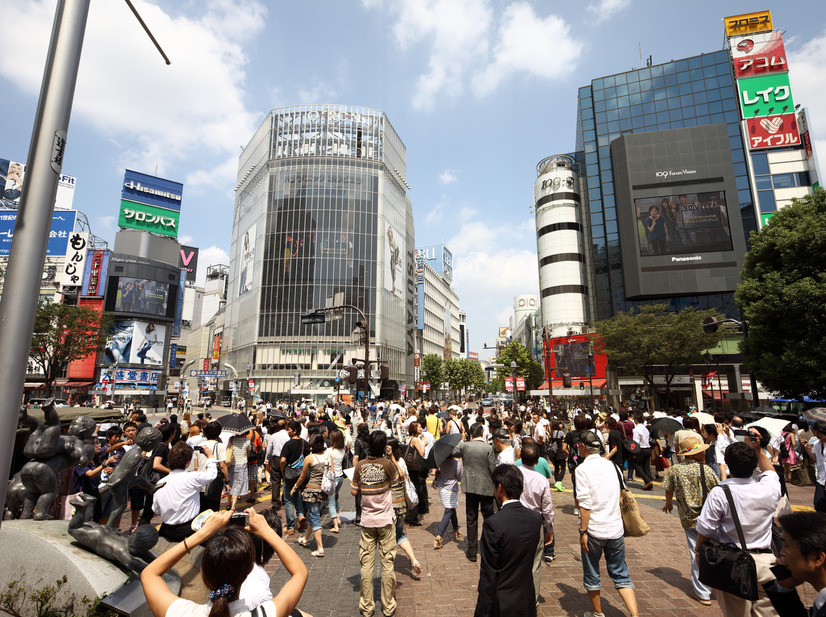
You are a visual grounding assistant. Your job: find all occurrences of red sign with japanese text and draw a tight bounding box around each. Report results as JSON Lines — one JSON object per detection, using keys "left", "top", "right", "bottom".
{"left": 731, "top": 31, "right": 787, "bottom": 78}
{"left": 746, "top": 113, "right": 800, "bottom": 150}
{"left": 505, "top": 377, "right": 514, "bottom": 392}
{"left": 516, "top": 377, "right": 525, "bottom": 391}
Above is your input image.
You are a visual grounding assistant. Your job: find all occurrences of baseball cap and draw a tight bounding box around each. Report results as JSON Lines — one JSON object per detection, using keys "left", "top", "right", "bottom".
{"left": 578, "top": 430, "right": 602, "bottom": 449}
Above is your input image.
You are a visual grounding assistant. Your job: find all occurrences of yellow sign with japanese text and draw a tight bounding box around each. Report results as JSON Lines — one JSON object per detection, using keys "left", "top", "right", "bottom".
{"left": 724, "top": 10, "right": 772, "bottom": 38}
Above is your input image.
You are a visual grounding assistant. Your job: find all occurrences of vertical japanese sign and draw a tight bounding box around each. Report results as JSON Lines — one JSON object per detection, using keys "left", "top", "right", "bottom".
{"left": 57, "top": 232, "right": 89, "bottom": 287}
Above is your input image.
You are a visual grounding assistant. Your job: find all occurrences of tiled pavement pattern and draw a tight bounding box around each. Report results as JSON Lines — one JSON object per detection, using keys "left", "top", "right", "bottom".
{"left": 126, "top": 461, "right": 820, "bottom": 616}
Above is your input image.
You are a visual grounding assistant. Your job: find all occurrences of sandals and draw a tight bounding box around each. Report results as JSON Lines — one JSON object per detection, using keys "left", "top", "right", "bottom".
{"left": 331, "top": 526, "right": 340, "bottom": 533}
{"left": 311, "top": 549, "right": 324, "bottom": 558}
{"left": 454, "top": 529, "right": 462, "bottom": 540}
{"left": 412, "top": 560, "right": 422, "bottom": 576}
{"left": 434, "top": 536, "right": 443, "bottom": 550}
{"left": 297, "top": 536, "right": 308, "bottom": 547}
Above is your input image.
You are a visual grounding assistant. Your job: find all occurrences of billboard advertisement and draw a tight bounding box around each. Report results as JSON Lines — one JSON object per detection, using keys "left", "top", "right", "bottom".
{"left": 238, "top": 223, "right": 256, "bottom": 296}
{"left": 82, "top": 250, "right": 110, "bottom": 296}
{"left": 745, "top": 114, "right": 801, "bottom": 150}
{"left": 634, "top": 192, "right": 732, "bottom": 257}
{"left": 212, "top": 334, "right": 221, "bottom": 361}
{"left": 99, "top": 366, "right": 160, "bottom": 387}
{"left": 738, "top": 73, "right": 794, "bottom": 119}
{"left": 384, "top": 222, "right": 403, "bottom": 298}
{"left": 0, "top": 210, "right": 77, "bottom": 256}
{"left": 118, "top": 199, "right": 180, "bottom": 238}
{"left": 121, "top": 169, "right": 183, "bottom": 212}
{"left": 178, "top": 245, "right": 199, "bottom": 283}
{"left": 110, "top": 277, "right": 171, "bottom": 317}
{"left": 56, "top": 232, "right": 89, "bottom": 287}
{"left": 731, "top": 31, "right": 787, "bottom": 78}
{"left": 724, "top": 10, "right": 772, "bottom": 38}
{"left": 0, "top": 158, "right": 76, "bottom": 210}
{"left": 798, "top": 108, "right": 814, "bottom": 159}
{"left": 105, "top": 320, "right": 167, "bottom": 366}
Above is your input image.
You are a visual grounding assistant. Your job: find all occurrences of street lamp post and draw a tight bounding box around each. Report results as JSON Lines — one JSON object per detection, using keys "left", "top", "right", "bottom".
{"left": 510, "top": 360, "right": 518, "bottom": 410}
{"left": 587, "top": 352, "right": 595, "bottom": 411}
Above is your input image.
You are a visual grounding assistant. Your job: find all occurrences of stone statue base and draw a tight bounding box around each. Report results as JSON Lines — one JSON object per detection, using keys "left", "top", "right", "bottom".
{"left": 0, "top": 520, "right": 180, "bottom": 617}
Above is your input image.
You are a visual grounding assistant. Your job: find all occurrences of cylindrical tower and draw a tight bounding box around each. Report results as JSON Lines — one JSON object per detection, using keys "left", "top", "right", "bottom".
{"left": 534, "top": 155, "right": 589, "bottom": 338}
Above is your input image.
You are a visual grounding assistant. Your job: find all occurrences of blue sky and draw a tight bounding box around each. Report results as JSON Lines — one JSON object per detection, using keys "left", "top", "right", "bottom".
{"left": 1, "top": 0, "right": 824, "bottom": 360}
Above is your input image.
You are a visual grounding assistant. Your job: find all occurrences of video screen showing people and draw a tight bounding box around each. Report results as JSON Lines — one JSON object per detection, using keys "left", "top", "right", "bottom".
{"left": 634, "top": 191, "right": 732, "bottom": 257}
{"left": 554, "top": 341, "right": 591, "bottom": 379}
{"left": 104, "top": 320, "right": 166, "bottom": 366}
{"left": 113, "top": 277, "right": 170, "bottom": 317}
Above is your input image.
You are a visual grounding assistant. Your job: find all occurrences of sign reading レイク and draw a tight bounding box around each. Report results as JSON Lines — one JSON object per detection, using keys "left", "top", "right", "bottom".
{"left": 738, "top": 73, "right": 794, "bottom": 120}
{"left": 723, "top": 10, "right": 772, "bottom": 38}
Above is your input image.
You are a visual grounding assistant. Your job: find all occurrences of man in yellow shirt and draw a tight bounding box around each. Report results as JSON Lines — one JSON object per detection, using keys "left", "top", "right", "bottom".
{"left": 425, "top": 405, "right": 442, "bottom": 438}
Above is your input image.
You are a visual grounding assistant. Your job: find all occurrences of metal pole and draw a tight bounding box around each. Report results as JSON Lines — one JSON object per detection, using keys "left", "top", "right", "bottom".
{"left": 0, "top": 0, "right": 90, "bottom": 526}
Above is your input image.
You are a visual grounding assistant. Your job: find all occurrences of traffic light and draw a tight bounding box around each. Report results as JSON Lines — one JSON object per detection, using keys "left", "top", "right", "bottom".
{"left": 562, "top": 371, "right": 572, "bottom": 388}
{"left": 346, "top": 365, "right": 358, "bottom": 383}
{"left": 380, "top": 364, "right": 389, "bottom": 380}
{"left": 579, "top": 382, "right": 585, "bottom": 390}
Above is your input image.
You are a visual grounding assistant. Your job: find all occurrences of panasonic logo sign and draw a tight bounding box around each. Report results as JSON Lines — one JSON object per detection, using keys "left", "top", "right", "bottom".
{"left": 655, "top": 169, "right": 697, "bottom": 179}
{"left": 672, "top": 255, "right": 702, "bottom": 262}
{"left": 123, "top": 180, "right": 182, "bottom": 201}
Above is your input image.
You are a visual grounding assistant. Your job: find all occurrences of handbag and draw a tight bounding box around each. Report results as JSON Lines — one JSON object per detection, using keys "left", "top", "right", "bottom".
{"left": 697, "top": 484, "right": 759, "bottom": 601}
{"left": 342, "top": 447, "right": 354, "bottom": 470}
{"left": 400, "top": 463, "right": 419, "bottom": 508}
{"left": 613, "top": 464, "right": 649, "bottom": 537}
{"left": 321, "top": 452, "right": 336, "bottom": 496}
{"left": 283, "top": 454, "right": 304, "bottom": 481}
{"left": 225, "top": 441, "right": 235, "bottom": 466}
{"left": 401, "top": 440, "right": 426, "bottom": 471}
{"left": 622, "top": 438, "right": 640, "bottom": 456}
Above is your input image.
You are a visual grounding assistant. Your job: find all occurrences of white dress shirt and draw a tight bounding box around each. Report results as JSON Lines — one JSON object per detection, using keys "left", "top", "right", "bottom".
{"left": 632, "top": 423, "right": 650, "bottom": 449}
{"left": 811, "top": 437, "right": 826, "bottom": 485}
{"left": 574, "top": 454, "right": 624, "bottom": 540}
{"left": 497, "top": 446, "right": 516, "bottom": 466}
{"left": 696, "top": 470, "right": 781, "bottom": 549}
{"left": 153, "top": 460, "right": 217, "bottom": 524}
{"left": 265, "top": 429, "right": 290, "bottom": 461}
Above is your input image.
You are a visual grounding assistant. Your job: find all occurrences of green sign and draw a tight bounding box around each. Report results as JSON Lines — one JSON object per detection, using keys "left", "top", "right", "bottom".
{"left": 738, "top": 73, "right": 794, "bottom": 119}
{"left": 760, "top": 212, "right": 776, "bottom": 227}
{"left": 118, "top": 199, "right": 180, "bottom": 238}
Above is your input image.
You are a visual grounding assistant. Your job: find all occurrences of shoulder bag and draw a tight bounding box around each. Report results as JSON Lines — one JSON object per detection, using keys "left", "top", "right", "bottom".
{"left": 225, "top": 440, "right": 235, "bottom": 466}
{"left": 321, "top": 452, "right": 336, "bottom": 496}
{"left": 283, "top": 453, "right": 304, "bottom": 481}
{"left": 401, "top": 438, "right": 426, "bottom": 471}
{"left": 613, "top": 463, "right": 650, "bottom": 537}
{"left": 697, "top": 484, "right": 759, "bottom": 601}
{"left": 398, "top": 461, "right": 419, "bottom": 508}
{"left": 622, "top": 438, "right": 640, "bottom": 456}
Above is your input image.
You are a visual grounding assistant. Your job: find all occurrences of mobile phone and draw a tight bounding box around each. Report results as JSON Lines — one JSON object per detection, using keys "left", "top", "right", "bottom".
{"left": 193, "top": 445, "right": 204, "bottom": 453}
{"left": 770, "top": 563, "right": 793, "bottom": 581}
{"left": 229, "top": 512, "right": 249, "bottom": 527}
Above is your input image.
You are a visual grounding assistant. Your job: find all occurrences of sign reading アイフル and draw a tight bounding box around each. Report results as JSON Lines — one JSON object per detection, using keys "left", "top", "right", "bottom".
{"left": 724, "top": 10, "right": 772, "bottom": 38}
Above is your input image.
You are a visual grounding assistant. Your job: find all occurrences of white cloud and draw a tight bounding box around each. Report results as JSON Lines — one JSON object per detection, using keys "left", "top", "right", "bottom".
{"left": 195, "top": 245, "right": 230, "bottom": 286}
{"left": 425, "top": 200, "right": 447, "bottom": 225}
{"left": 363, "top": 0, "right": 581, "bottom": 108}
{"left": 439, "top": 169, "right": 458, "bottom": 184}
{"left": 295, "top": 77, "right": 339, "bottom": 104}
{"left": 391, "top": 0, "right": 493, "bottom": 110}
{"left": 586, "top": 0, "right": 631, "bottom": 22}
{"left": 787, "top": 29, "right": 826, "bottom": 162}
{"left": 0, "top": 1, "right": 266, "bottom": 188}
{"left": 97, "top": 215, "right": 117, "bottom": 231}
{"left": 473, "top": 3, "right": 583, "bottom": 96}
{"left": 178, "top": 235, "right": 194, "bottom": 245}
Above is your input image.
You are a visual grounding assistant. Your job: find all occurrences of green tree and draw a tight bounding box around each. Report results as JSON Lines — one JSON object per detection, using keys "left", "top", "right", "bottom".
{"left": 735, "top": 188, "right": 826, "bottom": 399}
{"left": 494, "top": 342, "right": 535, "bottom": 401}
{"left": 526, "top": 358, "right": 545, "bottom": 390}
{"left": 593, "top": 303, "right": 731, "bottom": 408}
{"left": 444, "top": 357, "right": 487, "bottom": 398}
{"left": 420, "top": 353, "right": 444, "bottom": 399}
{"left": 31, "top": 299, "right": 113, "bottom": 396}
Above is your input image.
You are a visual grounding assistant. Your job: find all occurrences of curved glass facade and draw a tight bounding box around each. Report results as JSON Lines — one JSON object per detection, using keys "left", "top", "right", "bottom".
{"left": 225, "top": 106, "right": 414, "bottom": 400}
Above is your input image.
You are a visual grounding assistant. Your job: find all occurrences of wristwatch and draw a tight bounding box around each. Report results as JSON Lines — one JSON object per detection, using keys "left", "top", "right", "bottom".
{"left": 579, "top": 528, "right": 588, "bottom": 536}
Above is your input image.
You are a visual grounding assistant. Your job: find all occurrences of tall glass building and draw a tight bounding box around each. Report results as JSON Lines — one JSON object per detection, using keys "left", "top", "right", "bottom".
{"left": 223, "top": 105, "right": 415, "bottom": 400}
{"left": 577, "top": 50, "right": 753, "bottom": 321}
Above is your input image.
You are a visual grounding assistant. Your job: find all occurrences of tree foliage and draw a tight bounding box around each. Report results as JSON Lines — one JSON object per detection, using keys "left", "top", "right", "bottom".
{"left": 735, "top": 188, "right": 826, "bottom": 399}
{"left": 31, "top": 299, "right": 113, "bottom": 395}
{"left": 420, "top": 353, "right": 444, "bottom": 397}
{"left": 444, "top": 357, "right": 487, "bottom": 396}
{"left": 593, "top": 303, "right": 732, "bottom": 407}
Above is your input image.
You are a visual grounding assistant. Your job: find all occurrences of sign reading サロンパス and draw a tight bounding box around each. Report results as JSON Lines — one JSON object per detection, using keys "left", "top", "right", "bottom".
{"left": 738, "top": 73, "right": 794, "bottom": 120}
{"left": 118, "top": 199, "right": 180, "bottom": 238}
{"left": 731, "top": 31, "right": 787, "bottom": 78}
{"left": 724, "top": 10, "right": 772, "bottom": 38}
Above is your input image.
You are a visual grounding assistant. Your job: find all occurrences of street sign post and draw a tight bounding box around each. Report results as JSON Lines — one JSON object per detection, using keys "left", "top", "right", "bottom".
{"left": 301, "top": 311, "right": 326, "bottom": 325}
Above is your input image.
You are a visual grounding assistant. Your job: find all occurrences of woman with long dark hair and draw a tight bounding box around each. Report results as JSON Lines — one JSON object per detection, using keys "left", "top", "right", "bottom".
{"left": 141, "top": 508, "right": 307, "bottom": 617}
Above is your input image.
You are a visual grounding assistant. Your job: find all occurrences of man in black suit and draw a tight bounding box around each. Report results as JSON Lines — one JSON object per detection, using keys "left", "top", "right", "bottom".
{"left": 474, "top": 464, "right": 543, "bottom": 617}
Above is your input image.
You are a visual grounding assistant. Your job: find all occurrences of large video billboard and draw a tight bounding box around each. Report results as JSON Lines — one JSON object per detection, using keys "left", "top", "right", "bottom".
{"left": 105, "top": 320, "right": 167, "bottom": 366}
{"left": 634, "top": 191, "right": 732, "bottom": 257}
{"left": 611, "top": 125, "right": 747, "bottom": 299}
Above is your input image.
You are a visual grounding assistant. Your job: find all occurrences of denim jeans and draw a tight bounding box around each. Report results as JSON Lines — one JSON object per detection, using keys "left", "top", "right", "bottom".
{"left": 394, "top": 514, "right": 407, "bottom": 545}
{"left": 436, "top": 507, "right": 458, "bottom": 537}
{"left": 327, "top": 477, "right": 344, "bottom": 519}
{"left": 684, "top": 528, "right": 712, "bottom": 600}
{"left": 306, "top": 500, "right": 322, "bottom": 531}
{"left": 581, "top": 534, "right": 635, "bottom": 591}
{"left": 283, "top": 476, "right": 304, "bottom": 530}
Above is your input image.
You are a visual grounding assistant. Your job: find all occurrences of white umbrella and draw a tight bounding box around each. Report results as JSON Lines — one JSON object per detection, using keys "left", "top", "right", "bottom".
{"left": 747, "top": 416, "right": 791, "bottom": 438}
{"left": 448, "top": 404, "right": 462, "bottom": 412}
{"left": 690, "top": 411, "right": 715, "bottom": 426}
{"left": 389, "top": 403, "right": 404, "bottom": 412}
{"left": 652, "top": 411, "right": 667, "bottom": 418}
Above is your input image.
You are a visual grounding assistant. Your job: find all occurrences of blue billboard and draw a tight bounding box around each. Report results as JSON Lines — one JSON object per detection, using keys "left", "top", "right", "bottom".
{"left": 0, "top": 210, "right": 77, "bottom": 256}
{"left": 121, "top": 169, "right": 183, "bottom": 212}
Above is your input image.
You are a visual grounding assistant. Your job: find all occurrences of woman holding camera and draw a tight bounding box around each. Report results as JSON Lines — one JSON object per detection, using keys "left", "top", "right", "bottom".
{"left": 141, "top": 508, "right": 308, "bottom": 617}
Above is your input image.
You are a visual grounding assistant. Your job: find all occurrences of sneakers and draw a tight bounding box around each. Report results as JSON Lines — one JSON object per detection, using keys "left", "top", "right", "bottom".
{"left": 584, "top": 612, "right": 605, "bottom": 617}
{"left": 554, "top": 481, "right": 565, "bottom": 492}
{"left": 692, "top": 591, "right": 712, "bottom": 606}
{"left": 544, "top": 554, "right": 556, "bottom": 563}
